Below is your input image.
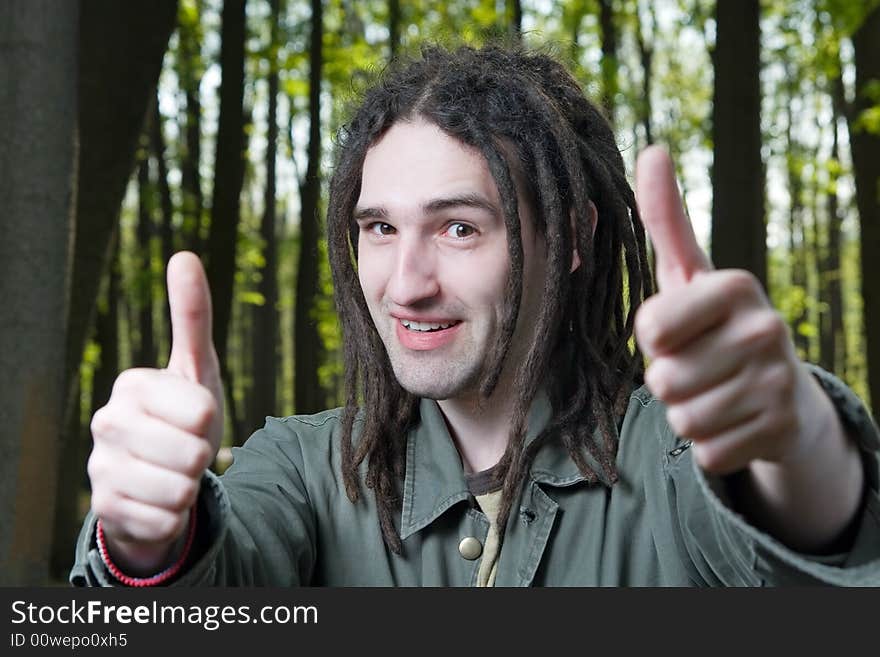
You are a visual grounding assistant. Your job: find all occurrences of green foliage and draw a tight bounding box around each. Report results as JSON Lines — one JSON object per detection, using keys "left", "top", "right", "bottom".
{"left": 96, "top": 0, "right": 873, "bottom": 436}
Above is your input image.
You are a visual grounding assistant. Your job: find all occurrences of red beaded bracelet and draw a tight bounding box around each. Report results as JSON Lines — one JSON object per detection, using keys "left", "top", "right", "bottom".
{"left": 96, "top": 506, "right": 197, "bottom": 587}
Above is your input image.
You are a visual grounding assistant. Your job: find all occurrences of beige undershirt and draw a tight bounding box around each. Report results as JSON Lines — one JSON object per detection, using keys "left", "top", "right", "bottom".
{"left": 473, "top": 489, "right": 503, "bottom": 586}
{"left": 466, "top": 466, "right": 504, "bottom": 587}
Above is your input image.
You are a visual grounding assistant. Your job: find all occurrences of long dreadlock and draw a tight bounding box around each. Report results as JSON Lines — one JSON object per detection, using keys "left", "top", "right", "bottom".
{"left": 326, "top": 44, "right": 653, "bottom": 554}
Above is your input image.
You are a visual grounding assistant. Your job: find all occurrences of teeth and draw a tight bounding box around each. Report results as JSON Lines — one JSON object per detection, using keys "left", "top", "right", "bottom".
{"left": 401, "top": 319, "right": 457, "bottom": 332}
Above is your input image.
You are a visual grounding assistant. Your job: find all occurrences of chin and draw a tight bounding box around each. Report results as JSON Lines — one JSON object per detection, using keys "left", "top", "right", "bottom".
{"left": 393, "top": 368, "right": 478, "bottom": 401}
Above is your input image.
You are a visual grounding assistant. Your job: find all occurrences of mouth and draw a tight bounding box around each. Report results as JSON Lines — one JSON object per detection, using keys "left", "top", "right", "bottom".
{"left": 395, "top": 318, "right": 463, "bottom": 350}
{"left": 399, "top": 319, "right": 461, "bottom": 332}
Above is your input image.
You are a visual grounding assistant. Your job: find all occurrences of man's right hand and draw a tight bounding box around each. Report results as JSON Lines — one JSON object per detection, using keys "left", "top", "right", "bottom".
{"left": 88, "top": 251, "right": 224, "bottom": 575}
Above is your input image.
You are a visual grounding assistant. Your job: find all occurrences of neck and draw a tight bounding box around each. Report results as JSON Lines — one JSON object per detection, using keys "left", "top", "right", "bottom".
{"left": 437, "top": 390, "right": 515, "bottom": 474}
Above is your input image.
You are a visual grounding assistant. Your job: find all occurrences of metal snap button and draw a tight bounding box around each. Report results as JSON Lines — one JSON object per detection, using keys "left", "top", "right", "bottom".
{"left": 458, "top": 536, "right": 483, "bottom": 560}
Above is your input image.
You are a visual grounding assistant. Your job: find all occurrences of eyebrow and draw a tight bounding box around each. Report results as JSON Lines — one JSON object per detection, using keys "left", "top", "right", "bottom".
{"left": 354, "top": 193, "right": 501, "bottom": 222}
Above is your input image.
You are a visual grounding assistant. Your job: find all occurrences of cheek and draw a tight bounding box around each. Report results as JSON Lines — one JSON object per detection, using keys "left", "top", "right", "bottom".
{"left": 446, "top": 250, "right": 509, "bottom": 308}
{"left": 356, "top": 247, "right": 387, "bottom": 302}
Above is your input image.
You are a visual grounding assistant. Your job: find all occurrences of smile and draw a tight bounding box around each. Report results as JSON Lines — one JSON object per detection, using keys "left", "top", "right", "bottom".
{"left": 395, "top": 319, "right": 462, "bottom": 350}
{"left": 400, "top": 319, "right": 460, "bottom": 332}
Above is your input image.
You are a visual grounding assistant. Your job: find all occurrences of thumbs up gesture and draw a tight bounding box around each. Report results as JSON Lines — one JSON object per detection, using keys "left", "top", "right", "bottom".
{"left": 88, "top": 252, "right": 223, "bottom": 574}
{"left": 634, "top": 147, "right": 832, "bottom": 475}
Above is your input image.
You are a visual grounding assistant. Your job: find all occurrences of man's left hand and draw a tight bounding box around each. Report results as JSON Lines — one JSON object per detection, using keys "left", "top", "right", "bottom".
{"left": 633, "top": 146, "right": 835, "bottom": 476}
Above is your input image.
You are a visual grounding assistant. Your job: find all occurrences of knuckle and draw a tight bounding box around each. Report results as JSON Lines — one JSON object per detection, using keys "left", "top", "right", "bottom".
{"left": 645, "top": 360, "right": 675, "bottom": 400}
{"left": 667, "top": 406, "right": 693, "bottom": 437}
{"left": 746, "top": 311, "right": 787, "bottom": 349}
{"left": 90, "top": 491, "right": 115, "bottom": 520}
{"left": 90, "top": 407, "right": 112, "bottom": 437}
{"left": 184, "top": 443, "right": 213, "bottom": 477}
{"left": 191, "top": 391, "right": 218, "bottom": 433}
{"left": 173, "top": 480, "right": 199, "bottom": 511}
{"left": 111, "top": 369, "right": 140, "bottom": 396}
{"left": 762, "top": 362, "right": 795, "bottom": 395}
{"left": 168, "top": 478, "right": 198, "bottom": 512}
{"left": 693, "top": 443, "right": 729, "bottom": 475}
{"left": 762, "top": 311, "right": 787, "bottom": 340}
{"left": 722, "top": 269, "right": 759, "bottom": 300}
{"left": 86, "top": 450, "right": 107, "bottom": 482}
{"left": 635, "top": 304, "right": 663, "bottom": 352}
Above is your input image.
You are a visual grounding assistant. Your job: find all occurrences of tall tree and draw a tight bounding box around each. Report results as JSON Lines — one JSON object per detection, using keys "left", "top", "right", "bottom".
{"left": 64, "top": 0, "right": 178, "bottom": 439}
{"left": 821, "top": 74, "right": 847, "bottom": 375}
{"left": 206, "top": 0, "right": 248, "bottom": 439}
{"left": 847, "top": 5, "right": 880, "bottom": 409}
{"left": 598, "top": 0, "right": 619, "bottom": 126}
{"left": 508, "top": 0, "right": 522, "bottom": 39}
{"left": 711, "top": 0, "right": 767, "bottom": 287}
{"left": 388, "top": 0, "right": 400, "bottom": 60}
{"left": 249, "top": 0, "right": 281, "bottom": 435}
{"left": 51, "top": 233, "right": 121, "bottom": 579}
{"left": 54, "top": 3, "right": 177, "bottom": 578}
{"left": 295, "top": 0, "right": 325, "bottom": 413}
{"left": 151, "top": 96, "right": 176, "bottom": 349}
{"left": 783, "top": 73, "right": 810, "bottom": 357}
{"left": 635, "top": 0, "right": 656, "bottom": 146}
{"left": 136, "top": 141, "right": 157, "bottom": 366}
{"left": 0, "top": 0, "right": 77, "bottom": 585}
{"left": 178, "top": 0, "right": 206, "bottom": 254}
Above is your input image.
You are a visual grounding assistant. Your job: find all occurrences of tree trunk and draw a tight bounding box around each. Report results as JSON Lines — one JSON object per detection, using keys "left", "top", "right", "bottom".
{"left": 821, "top": 77, "right": 846, "bottom": 375}
{"left": 136, "top": 146, "right": 157, "bottom": 367}
{"left": 206, "top": 0, "right": 247, "bottom": 439}
{"left": 710, "top": 0, "right": 766, "bottom": 288}
{"left": 295, "top": 0, "right": 325, "bottom": 414}
{"left": 151, "top": 96, "right": 175, "bottom": 353}
{"left": 50, "top": 232, "right": 120, "bottom": 580}
{"left": 50, "top": 2, "right": 176, "bottom": 583}
{"left": 178, "top": 0, "right": 205, "bottom": 255}
{"left": 65, "top": 0, "right": 177, "bottom": 437}
{"left": 0, "top": 0, "right": 77, "bottom": 585}
{"left": 598, "top": 0, "right": 618, "bottom": 126}
{"left": 508, "top": 0, "right": 522, "bottom": 39}
{"left": 848, "top": 6, "right": 880, "bottom": 410}
{"left": 636, "top": 0, "right": 655, "bottom": 146}
{"left": 784, "top": 86, "right": 809, "bottom": 358}
{"left": 388, "top": 0, "right": 400, "bottom": 60}
{"left": 250, "top": 0, "right": 281, "bottom": 436}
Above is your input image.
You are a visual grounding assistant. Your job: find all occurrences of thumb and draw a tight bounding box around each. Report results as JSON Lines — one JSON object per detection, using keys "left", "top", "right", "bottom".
{"left": 166, "top": 251, "right": 218, "bottom": 383}
{"left": 636, "top": 145, "right": 712, "bottom": 290}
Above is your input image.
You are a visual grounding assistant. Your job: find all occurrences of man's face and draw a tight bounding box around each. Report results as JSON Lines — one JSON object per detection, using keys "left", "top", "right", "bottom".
{"left": 355, "top": 118, "right": 547, "bottom": 401}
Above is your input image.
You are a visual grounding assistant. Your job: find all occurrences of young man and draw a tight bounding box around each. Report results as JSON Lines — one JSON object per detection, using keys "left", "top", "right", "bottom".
{"left": 73, "top": 45, "right": 879, "bottom": 586}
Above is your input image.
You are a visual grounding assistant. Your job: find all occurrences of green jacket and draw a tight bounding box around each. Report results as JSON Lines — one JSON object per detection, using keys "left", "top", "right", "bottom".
{"left": 72, "top": 366, "right": 880, "bottom": 586}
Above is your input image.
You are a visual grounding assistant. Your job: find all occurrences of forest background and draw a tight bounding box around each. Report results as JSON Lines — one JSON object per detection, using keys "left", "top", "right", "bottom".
{"left": 1, "top": 0, "right": 878, "bottom": 585}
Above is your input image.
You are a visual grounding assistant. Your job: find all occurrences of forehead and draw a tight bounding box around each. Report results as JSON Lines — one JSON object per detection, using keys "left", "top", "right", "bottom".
{"left": 357, "top": 119, "right": 501, "bottom": 209}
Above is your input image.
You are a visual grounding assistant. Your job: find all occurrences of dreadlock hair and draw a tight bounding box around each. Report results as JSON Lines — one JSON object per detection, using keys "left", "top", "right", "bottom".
{"left": 326, "top": 43, "right": 653, "bottom": 554}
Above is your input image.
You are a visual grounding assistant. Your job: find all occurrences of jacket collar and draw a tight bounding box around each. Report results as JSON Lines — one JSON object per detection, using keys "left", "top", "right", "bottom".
{"left": 398, "top": 389, "right": 615, "bottom": 540}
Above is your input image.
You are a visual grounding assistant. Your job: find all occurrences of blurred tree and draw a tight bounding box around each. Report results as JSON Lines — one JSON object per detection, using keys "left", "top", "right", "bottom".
{"left": 295, "top": 0, "right": 326, "bottom": 414}
{"left": 151, "top": 96, "right": 177, "bottom": 347}
{"left": 249, "top": 0, "right": 282, "bottom": 434}
{"left": 207, "top": 0, "right": 248, "bottom": 441}
{"left": 178, "top": 0, "right": 207, "bottom": 254}
{"left": 847, "top": 4, "right": 880, "bottom": 409}
{"left": 0, "top": 0, "right": 78, "bottom": 586}
{"left": 711, "top": 0, "right": 766, "bottom": 287}
{"left": 635, "top": 0, "right": 656, "bottom": 146}
{"left": 598, "top": 0, "right": 619, "bottom": 125}
{"left": 136, "top": 137, "right": 158, "bottom": 367}
{"left": 389, "top": 0, "right": 401, "bottom": 59}
{"left": 508, "top": 0, "right": 522, "bottom": 39}
{"left": 49, "top": 0, "right": 176, "bottom": 585}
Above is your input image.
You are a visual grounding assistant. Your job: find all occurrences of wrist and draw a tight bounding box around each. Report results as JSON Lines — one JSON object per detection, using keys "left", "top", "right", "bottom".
{"left": 96, "top": 506, "right": 197, "bottom": 587}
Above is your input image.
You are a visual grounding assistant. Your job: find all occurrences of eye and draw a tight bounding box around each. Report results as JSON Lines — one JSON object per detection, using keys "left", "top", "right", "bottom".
{"left": 366, "top": 222, "right": 395, "bottom": 236}
{"left": 444, "top": 222, "right": 476, "bottom": 239}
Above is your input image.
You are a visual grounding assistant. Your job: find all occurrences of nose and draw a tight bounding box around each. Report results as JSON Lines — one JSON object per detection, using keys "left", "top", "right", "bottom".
{"left": 386, "top": 236, "right": 440, "bottom": 307}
